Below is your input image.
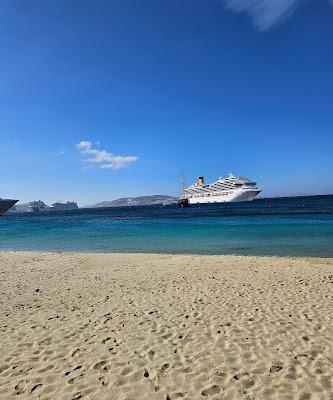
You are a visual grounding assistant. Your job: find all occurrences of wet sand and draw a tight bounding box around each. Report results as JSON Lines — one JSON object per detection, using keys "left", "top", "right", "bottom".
{"left": 0, "top": 251, "right": 333, "bottom": 400}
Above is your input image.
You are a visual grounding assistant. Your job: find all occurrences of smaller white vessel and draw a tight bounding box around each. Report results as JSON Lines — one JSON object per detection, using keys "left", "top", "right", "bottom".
{"left": 51, "top": 201, "right": 78, "bottom": 211}
{"left": 28, "top": 200, "right": 48, "bottom": 213}
{"left": 179, "top": 172, "right": 261, "bottom": 206}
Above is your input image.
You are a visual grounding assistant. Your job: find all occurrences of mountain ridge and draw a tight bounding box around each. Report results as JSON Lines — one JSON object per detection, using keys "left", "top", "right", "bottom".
{"left": 85, "top": 195, "right": 177, "bottom": 208}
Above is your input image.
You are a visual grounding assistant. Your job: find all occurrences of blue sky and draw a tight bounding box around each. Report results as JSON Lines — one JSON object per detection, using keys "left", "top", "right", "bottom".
{"left": 0, "top": 0, "right": 333, "bottom": 205}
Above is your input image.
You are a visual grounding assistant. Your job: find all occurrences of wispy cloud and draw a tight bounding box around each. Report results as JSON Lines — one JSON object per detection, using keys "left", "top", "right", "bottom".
{"left": 57, "top": 148, "right": 67, "bottom": 156}
{"left": 76, "top": 141, "right": 138, "bottom": 170}
{"left": 222, "top": 0, "right": 303, "bottom": 31}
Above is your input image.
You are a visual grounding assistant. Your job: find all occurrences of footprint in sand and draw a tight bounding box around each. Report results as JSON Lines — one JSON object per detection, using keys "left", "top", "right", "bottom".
{"left": 299, "top": 393, "right": 312, "bottom": 400}
{"left": 15, "top": 380, "right": 28, "bottom": 395}
{"left": 201, "top": 385, "right": 221, "bottom": 396}
{"left": 71, "top": 348, "right": 80, "bottom": 357}
{"left": 68, "top": 373, "right": 85, "bottom": 384}
{"left": 30, "top": 384, "right": 43, "bottom": 394}
{"left": 242, "top": 377, "right": 255, "bottom": 389}
{"left": 234, "top": 372, "right": 248, "bottom": 380}
{"left": 270, "top": 364, "right": 283, "bottom": 373}
{"left": 99, "top": 375, "right": 110, "bottom": 386}
{"left": 38, "top": 364, "right": 54, "bottom": 373}
{"left": 93, "top": 360, "right": 107, "bottom": 370}
{"left": 121, "top": 366, "right": 133, "bottom": 375}
{"left": 0, "top": 364, "right": 9, "bottom": 374}
{"left": 162, "top": 333, "right": 173, "bottom": 340}
{"left": 71, "top": 392, "right": 83, "bottom": 400}
{"left": 160, "top": 363, "right": 170, "bottom": 371}
{"left": 172, "top": 393, "right": 186, "bottom": 398}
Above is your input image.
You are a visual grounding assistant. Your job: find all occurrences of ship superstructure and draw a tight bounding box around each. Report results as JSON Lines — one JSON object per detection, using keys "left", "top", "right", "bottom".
{"left": 0, "top": 198, "right": 19, "bottom": 215}
{"left": 179, "top": 173, "right": 261, "bottom": 206}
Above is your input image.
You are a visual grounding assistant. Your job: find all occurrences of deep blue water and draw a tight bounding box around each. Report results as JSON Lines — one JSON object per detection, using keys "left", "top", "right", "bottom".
{"left": 1, "top": 195, "right": 333, "bottom": 257}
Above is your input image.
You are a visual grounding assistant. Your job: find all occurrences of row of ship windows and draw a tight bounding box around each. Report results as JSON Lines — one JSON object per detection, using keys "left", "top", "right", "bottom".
{"left": 194, "top": 182, "right": 239, "bottom": 189}
{"left": 186, "top": 184, "right": 239, "bottom": 193}
{"left": 185, "top": 188, "right": 235, "bottom": 195}
{"left": 185, "top": 192, "right": 230, "bottom": 198}
{"left": 187, "top": 181, "right": 256, "bottom": 192}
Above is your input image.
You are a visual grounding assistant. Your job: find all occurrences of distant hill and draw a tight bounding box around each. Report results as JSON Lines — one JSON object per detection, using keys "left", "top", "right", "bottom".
{"left": 86, "top": 195, "right": 177, "bottom": 208}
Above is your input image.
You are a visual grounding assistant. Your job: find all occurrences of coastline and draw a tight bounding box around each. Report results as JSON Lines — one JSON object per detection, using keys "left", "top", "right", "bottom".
{"left": 2, "top": 249, "right": 333, "bottom": 260}
{"left": 1, "top": 251, "right": 333, "bottom": 399}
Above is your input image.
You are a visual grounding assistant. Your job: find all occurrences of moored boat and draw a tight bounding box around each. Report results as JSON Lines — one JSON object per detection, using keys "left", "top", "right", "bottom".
{"left": 0, "top": 198, "right": 19, "bottom": 216}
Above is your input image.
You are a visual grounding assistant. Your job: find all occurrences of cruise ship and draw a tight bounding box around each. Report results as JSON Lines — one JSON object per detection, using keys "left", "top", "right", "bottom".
{"left": 0, "top": 198, "right": 19, "bottom": 216}
{"left": 28, "top": 200, "right": 48, "bottom": 213}
{"left": 179, "top": 173, "right": 261, "bottom": 206}
{"left": 50, "top": 201, "right": 78, "bottom": 211}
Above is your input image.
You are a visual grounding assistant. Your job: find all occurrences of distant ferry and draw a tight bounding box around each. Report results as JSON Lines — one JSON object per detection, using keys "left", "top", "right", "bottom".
{"left": 28, "top": 200, "right": 47, "bottom": 213}
{"left": 27, "top": 201, "right": 78, "bottom": 212}
{"left": 0, "top": 198, "right": 19, "bottom": 216}
{"left": 51, "top": 201, "right": 78, "bottom": 211}
{"left": 179, "top": 173, "right": 261, "bottom": 207}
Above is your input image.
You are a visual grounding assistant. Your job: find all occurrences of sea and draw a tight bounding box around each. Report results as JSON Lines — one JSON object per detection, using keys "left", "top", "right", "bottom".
{"left": 1, "top": 195, "right": 333, "bottom": 257}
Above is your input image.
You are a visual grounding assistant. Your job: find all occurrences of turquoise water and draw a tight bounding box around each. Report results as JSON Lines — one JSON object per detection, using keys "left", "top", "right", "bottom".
{"left": 1, "top": 196, "right": 333, "bottom": 257}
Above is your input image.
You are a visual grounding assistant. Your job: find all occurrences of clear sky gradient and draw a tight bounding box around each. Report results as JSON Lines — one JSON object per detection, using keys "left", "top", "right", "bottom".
{"left": 1, "top": 0, "right": 333, "bottom": 205}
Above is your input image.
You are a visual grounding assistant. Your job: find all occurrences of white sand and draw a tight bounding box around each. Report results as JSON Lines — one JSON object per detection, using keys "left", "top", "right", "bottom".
{"left": 0, "top": 251, "right": 333, "bottom": 400}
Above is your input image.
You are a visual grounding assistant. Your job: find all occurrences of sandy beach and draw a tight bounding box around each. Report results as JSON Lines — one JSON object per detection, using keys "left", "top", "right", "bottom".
{"left": 0, "top": 252, "right": 332, "bottom": 400}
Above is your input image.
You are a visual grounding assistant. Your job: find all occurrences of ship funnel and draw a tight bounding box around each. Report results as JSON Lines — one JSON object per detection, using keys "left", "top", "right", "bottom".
{"left": 198, "top": 176, "right": 204, "bottom": 185}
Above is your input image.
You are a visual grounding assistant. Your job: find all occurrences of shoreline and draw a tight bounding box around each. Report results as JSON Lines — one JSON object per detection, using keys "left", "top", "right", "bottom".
{"left": 1, "top": 249, "right": 333, "bottom": 261}
{"left": 1, "top": 251, "right": 333, "bottom": 399}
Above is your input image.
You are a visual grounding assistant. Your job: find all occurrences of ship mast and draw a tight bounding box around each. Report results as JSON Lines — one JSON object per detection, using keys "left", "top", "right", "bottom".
{"left": 180, "top": 171, "right": 185, "bottom": 197}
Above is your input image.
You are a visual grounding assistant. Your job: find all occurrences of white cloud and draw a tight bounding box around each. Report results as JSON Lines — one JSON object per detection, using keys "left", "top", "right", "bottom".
{"left": 76, "top": 141, "right": 138, "bottom": 170}
{"left": 57, "top": 148, "right": 67, "bottom": 156}
{"left": 222, "top": 0, "right": 303, "bottom": 31}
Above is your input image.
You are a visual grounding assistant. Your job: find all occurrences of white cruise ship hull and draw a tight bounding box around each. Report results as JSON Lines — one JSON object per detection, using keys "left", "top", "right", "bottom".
{"left": 187, "top": 189, "right": 260, "bottom": 205}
